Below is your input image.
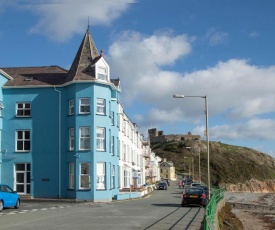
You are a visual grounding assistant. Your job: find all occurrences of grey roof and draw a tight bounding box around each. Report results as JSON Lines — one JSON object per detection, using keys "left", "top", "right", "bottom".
{"left": 2, "top": 66, "right": 68, "bottom": 87}
{"left": 160, "top": 162, "right": 174, "bottom": 167}
{"left": 1, "top": 27, "right": 120, "bottom": 89}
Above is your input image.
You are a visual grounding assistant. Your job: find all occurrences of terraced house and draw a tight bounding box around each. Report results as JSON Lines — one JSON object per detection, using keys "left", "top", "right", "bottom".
{"left": 0, "top": 28, "right": 146, "bottom": 202}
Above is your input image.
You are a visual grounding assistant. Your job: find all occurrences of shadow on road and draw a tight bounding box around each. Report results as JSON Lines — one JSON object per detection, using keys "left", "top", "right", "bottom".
{"left": 150, "top": 203, "right": 180, "bottom": 207}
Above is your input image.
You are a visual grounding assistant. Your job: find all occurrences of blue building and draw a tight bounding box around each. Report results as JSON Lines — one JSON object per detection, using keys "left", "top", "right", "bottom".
{"left": 0, "top": 28, "right": 121, "bottom": 202}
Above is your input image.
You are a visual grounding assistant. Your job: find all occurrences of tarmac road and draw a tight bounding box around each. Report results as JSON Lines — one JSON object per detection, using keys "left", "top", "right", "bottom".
{"left": 0, "top": 182, "right": 205, "bottom": 230}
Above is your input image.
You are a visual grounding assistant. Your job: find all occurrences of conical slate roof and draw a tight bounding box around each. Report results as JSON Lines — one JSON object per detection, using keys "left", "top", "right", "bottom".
{"left": 67, "top": 27, "right": 101, "bottom": 81}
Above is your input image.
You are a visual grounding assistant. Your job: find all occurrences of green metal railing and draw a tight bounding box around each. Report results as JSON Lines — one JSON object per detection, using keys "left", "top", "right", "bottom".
{"left": 204, "top": 187, "right": 225, "bottom": 230}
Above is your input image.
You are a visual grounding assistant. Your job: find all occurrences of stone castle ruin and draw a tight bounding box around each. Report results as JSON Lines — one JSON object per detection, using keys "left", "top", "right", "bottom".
{"left": 148, "top": 128, "right": 201, "bottom": 143}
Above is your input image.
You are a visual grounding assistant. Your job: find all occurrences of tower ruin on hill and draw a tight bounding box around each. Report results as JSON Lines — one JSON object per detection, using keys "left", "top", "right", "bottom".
{"left": 148, "top": 128, "right": 201, "bottom": 143}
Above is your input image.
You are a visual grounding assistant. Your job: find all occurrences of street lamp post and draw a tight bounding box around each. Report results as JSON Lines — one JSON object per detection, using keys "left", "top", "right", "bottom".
{"left": 173, "top": 94, "right": 210, "bottom": 199}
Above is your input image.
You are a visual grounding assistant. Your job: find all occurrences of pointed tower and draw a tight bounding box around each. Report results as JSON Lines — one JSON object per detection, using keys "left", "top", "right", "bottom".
{"left": 67, "top": 27, "right": 101, "bottom": 81}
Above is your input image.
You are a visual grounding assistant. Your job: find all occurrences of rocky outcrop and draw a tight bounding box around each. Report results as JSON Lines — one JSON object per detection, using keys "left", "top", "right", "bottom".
{"left": 225, "top": 179, "right": 275, "bottom": 193}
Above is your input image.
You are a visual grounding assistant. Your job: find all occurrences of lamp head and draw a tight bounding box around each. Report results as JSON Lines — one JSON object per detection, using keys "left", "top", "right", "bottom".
{"left": 173, "top": 94, "right": 185, "bottom": 98}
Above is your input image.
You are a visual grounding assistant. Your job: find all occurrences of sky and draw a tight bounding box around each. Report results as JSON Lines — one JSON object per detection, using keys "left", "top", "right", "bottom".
{"left": 0, "top": 0, "right": 275, "bottom": 157}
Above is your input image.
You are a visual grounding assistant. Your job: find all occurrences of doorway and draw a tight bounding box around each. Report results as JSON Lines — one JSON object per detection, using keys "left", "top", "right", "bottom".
{"left": 15, "top": 163, "right": 30, "bottom": 194}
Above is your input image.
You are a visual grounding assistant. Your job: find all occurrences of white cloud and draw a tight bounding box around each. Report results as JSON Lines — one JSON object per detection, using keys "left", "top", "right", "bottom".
{"left": 205, "top": 28, "right": 228, "bottom": 46}
{"left": 108, "top": 30, "right": 192, "bottom": 103}
{"left": 107, "top": 31, "right": 275, "bottom": 143}
{"left": 9, "top": 0, "right": 136, "bottom": 41}
{"left": 209, "top": 118, "right": 275, "bottom": 141}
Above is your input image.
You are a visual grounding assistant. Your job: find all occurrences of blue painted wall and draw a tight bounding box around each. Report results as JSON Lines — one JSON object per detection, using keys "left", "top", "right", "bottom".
{"left": 1, "top": 79, "right": 120, "bottom": 202}
{"left": 0, "top": 73, "right": 10, "bottom": 184}
{"left": 2, "top": 87, "right": 61, "bottom": 197}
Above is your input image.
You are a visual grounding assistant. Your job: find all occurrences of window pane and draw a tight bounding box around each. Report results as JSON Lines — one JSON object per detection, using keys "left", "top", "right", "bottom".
{"left": 27, "top": 185, "right": 30, "bottom": 193}
{"left": 17, "top": 110, "right": 24, "bottom": 116}
{"left": 27, "top": 172, "right": 31, "bottom": 183}
{"left": 69, "top": 128, "right": 74, "bottom": 150}
{"left": 17, "top": 141, "right": 24, "bottom": 150}
{"left": 25, "top": 141, "right": 30, "bottom": 151}
{"left": 80, "top": 128, "right": 90, "bottom": 150}
{"left": 80, "top": 98, "right": 90, "bottom": 113}
{"left": 69, "top": 163, "right": 74, "bottom": 189}
{"left": 25, "top": 110, "right": 31, "bottom": 116}
{"left": 81, "top": 139, "right": 90, "bottom": 149}
{"left": 81, "top": 175, "right": 90, "bottom": 188}
{"left": 16, "top": 173, "right": 24, "bottom": 183}
{"left": 96, "top": 98, "right": 105, "bottom": 114}
{"left": 96, "top": 128, "right": 105, "bottom": 150}
{"left": 69, "top": 163, "right": 74, "bottom": 174}
{"left": 17, "top": 131, "right": 23, "bottom": 139}
{"left": 25, "top": 131, "right": 30, "bottom": 139}
{"left": 69, "top": 100, "right": 74, "bottom": 115}
{"left": 81, "top": 163, "right": 89, "bottom": 174}
{"left": 16, "top": 185, "right": 24, "bottom": 193}
{"left": 81, "top": 98, "right": 89, "bottom": 104}
{"left": 16, "top": 164, "right": 25, "bottom": 171}
{"left": 96, "top": 163, "right": 105, "bottom": 189}
{"left": 80, "top": 163, "right": 90, "bottom": 189}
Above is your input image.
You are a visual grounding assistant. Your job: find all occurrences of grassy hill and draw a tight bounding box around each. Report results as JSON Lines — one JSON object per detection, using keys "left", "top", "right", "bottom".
{"left": 151, "top": 140, "right": 275, "bottom": 186}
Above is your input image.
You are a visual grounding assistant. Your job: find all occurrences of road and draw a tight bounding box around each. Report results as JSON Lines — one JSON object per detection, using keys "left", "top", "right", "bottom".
{"left": 0, "top": 182, "right": 205, "bottom": 230}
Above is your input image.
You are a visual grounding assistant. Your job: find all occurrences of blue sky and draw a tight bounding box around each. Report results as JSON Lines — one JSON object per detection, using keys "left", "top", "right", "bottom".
{"left": 1, "top": 0, "right": 275, "bottom": 157}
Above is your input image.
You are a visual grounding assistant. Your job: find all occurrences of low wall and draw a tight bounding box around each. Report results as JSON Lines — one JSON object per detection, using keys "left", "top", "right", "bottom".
{"left": 114, "top": 185, "right": 155, "bottom": 201}
{"left": 215, "top": 198, "right": 225, "bottom": 230}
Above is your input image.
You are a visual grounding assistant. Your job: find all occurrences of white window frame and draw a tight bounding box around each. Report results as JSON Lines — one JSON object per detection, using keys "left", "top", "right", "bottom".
{"left": 123, "top": 144, "right": 126, "bottom": 161}
{"left": 69, "top": 128, "right": 74, "bottom": 151}
{"left": 96, "top": 127, "right": 105, "bottom": 151}
{"left": 0, "top": 102, "right": 3, "bottom": 117}
{"left": 111, "top": 165, "right": 115, "bottom": 189}
{"left": 69, "top": 99, "right": 74, "bottom": 115}
{"left": 96, "top": 98, "right": 105, "bottom": 115}
{"left": 80, "top": 163, "right": 90, "bottom": 189}
{"left": 79, "top": 98, "right": 90, "bottom": 114}
{"left": 111, "top": 136, "right": 114, "bottom": 156}
{"left": 79, "top": 127, "right": 90, "bottom": 150}
{"left": 16, "top": 130, "right": 31, "bottom": 152}
{"left": 96, "top": 162, "right": 105, "bottom": 190}
{"left": 111, "top": 111, "right": 114, "bottom": 125}
{"left": 123, "top": 169, "right": 130, "bottom": 188}
{"left": 97, "top": 66, "right": 108, "bottom": 81}
{"left": 16, "top": 102, "right": 31, "bottom": 117}
{"left": 69, "top": 163, "right": 74, "bottom": 189}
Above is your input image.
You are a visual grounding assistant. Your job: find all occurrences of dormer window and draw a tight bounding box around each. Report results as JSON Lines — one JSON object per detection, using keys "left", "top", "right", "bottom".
{"left": 97, "top": 66, "right": 108, "bottom": 81}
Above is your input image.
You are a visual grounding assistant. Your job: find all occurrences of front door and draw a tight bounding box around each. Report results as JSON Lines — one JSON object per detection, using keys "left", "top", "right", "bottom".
{"left": 15, "top": 163, "right": 30, "bottom": 194}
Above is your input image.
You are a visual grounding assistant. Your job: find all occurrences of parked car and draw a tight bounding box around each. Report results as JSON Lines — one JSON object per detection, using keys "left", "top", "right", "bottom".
{"left": 163, "top": 179, "right": 170, "bottom": 186}
{"left": 157, "top": 182, "right": 168, "bottom": 190}
{"left": 181, "top": 187, "right": 208, "bottom": 207}
{"left": 196, "top": 185, "right": 209, "bottom": 197}
{"left": 185, "top": 179, "right": 193, "bottom": 186}
{"left": 190, "top": 182, "right": 201, "bottom": 187}
{"left": 0, "top": 184, "right": 20, "bottom": 211}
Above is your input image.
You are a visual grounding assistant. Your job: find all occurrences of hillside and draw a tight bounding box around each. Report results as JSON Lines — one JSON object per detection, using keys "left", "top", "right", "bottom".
{"left": 151, "top": 140, "right": 275, "bottom": 188}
